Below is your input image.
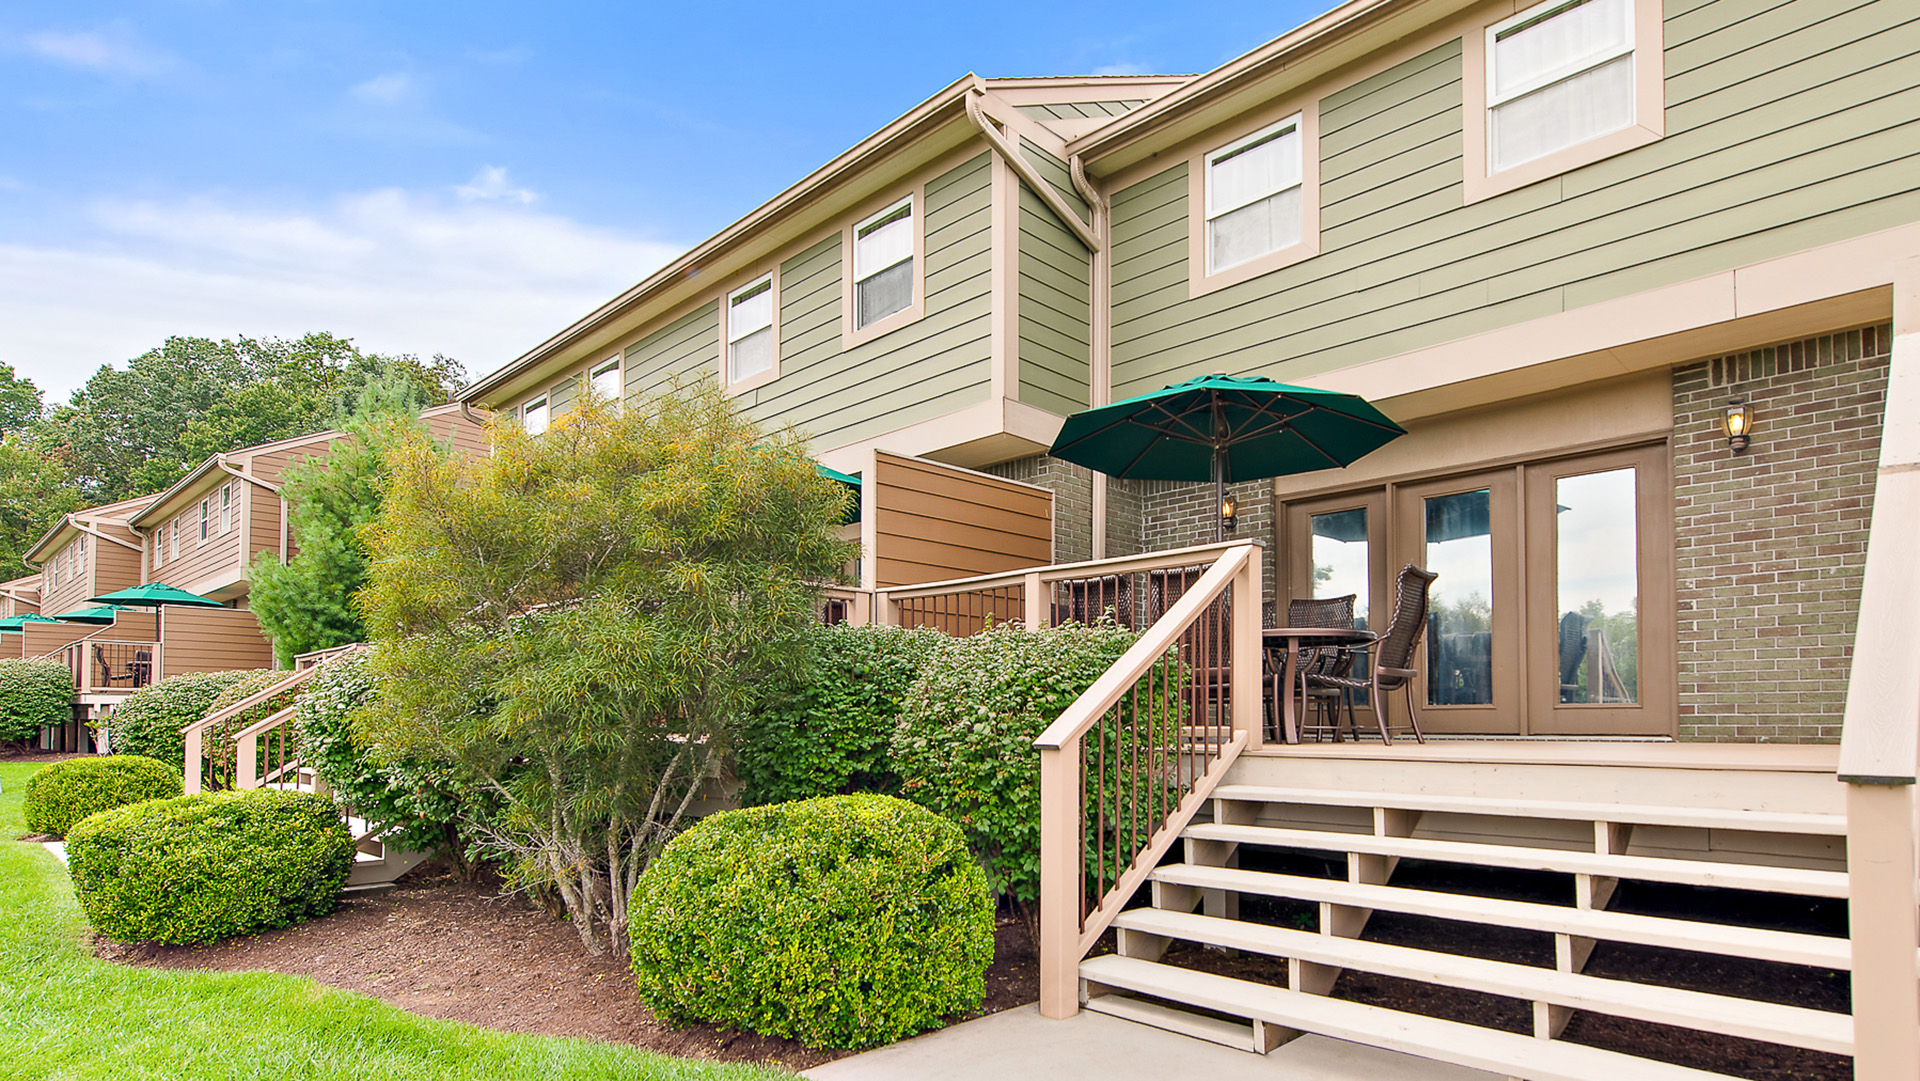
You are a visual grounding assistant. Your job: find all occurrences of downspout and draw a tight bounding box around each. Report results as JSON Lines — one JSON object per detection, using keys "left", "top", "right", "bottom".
{"left": 964, "top": 89, "right": 1102, "bottom": 252}
{"left": 1070, "top": 152, "right": 1114, "bottom": 558}
{"left": 69, "top": 519, "right": 143, "bottom": 553}
{"left": 214, "top": 456, "right": 286, "bottom": 568}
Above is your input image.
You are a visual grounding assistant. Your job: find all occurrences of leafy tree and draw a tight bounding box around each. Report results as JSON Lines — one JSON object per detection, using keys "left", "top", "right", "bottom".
{"left": 358, "top": 385, "right": 855, "bottom": 957}
{"left": 0, "top": 364, "right": 44, "bottom": 438}
{"left": 248, "top": 383, "right": 442, "bottom": 665}
{"left": 0, "top": 435, "right": 82, "bottom": 573}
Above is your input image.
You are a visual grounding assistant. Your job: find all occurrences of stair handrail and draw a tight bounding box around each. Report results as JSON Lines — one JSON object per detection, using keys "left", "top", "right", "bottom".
{"left": 1033, "top": 539, "right": 1262, "bottom": 1019}
{"left": 181, "top": 664, "right": 320, "bottom": 794}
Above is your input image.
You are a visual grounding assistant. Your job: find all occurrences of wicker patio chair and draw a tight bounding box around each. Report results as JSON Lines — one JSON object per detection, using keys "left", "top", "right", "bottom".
{"left": 1305, "top": 564, "right": 1438, "bottom": 745}
{"left": 1281, "top": 595, "right": 1360, "bottom": 742}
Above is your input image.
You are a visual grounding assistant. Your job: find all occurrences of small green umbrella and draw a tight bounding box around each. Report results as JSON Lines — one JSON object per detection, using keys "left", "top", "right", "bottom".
{"left": 54, "top": 604, "right": 127, "bottom": 625}
{"left": 815, "top": 463, "right": 862, "bottom": 526}
{"left": 1049, "top": 373, "right": 1406, "bottom": 540}
{"left": 0, "top": 613, "right": 61, "bottom": 632}
{"left": 85, "top": 582, "right": 225, "bottom": 608}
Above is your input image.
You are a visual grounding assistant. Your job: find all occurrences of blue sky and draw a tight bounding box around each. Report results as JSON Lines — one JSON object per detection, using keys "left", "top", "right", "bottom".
{"left": 2, "top": 1, "right": 1325, "bottom": 401}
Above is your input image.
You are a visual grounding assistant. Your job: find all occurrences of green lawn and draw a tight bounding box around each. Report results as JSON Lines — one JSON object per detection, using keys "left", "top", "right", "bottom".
{"left": 0, "top": 761, "right": 793, "bottom": 1081}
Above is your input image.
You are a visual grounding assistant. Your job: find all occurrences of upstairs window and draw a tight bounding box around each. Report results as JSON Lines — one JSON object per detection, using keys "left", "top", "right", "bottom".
{"left": 523, "top": 395, "right": 549, "bottom": 435}
{"left": 727, "top": 277, "right": 775, "bottom": 384}
{"left": 853, "top": 198, "right": 914, "bottom": 330}
{"left": 200, "top": 498, "right": 210, "bottom": 542}
{"left": 222, "top": 483, "right": 235, "bottom": 534}
{"left": 590, "top": 357, "right": 622, "bottom": 404}
{"left": 1205, "top": 115, "right": 1305, "bottom": 274}
{"left": 152, "top": 530, "right": 164, "bottom": 570}
{"left": 1487, "top": 0, "right": 1635, "bottom": 174}
{"left": 170, "top": 520, "right": 179, "bottom": 560}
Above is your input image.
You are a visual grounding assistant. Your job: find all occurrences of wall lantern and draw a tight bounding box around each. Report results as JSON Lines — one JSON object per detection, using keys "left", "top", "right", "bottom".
{"left": 1221, "top": 492, "right": 1239, "bottom": 532}
{"left": 1723, "top": 397, "right": 1755, "bottom": 453}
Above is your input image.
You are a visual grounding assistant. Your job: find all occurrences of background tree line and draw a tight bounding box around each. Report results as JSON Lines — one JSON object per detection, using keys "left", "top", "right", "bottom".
{"left": 0, "top": 334, "right": 462, "bottom": 573}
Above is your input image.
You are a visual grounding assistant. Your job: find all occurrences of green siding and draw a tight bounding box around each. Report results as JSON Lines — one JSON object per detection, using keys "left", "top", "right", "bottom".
{"left": 1021, "top": 137, "right": 1091, "bottom": 220}
{"left": 738, "top": 152, "right": 995, "bottom": 448}
{"left": 624, "top": 303, "right": 718, "bottom": 400}
{"left": 549, "top": 376, "right": 580, "bottom": 416}
{"left": 1018, "top": 183, "right": 1092, "bottom": 416}
{"left": 1107, "top": 0, "right": 1920, "bottom": 399}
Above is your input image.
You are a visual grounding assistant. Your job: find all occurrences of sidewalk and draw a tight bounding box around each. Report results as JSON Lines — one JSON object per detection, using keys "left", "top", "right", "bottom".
{"left": 806, "top": 1005, "right": 1499, "bottom": 1081}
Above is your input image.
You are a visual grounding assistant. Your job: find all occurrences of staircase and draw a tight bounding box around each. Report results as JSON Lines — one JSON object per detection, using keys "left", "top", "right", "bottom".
{"left": 180, "top": 654, "right": 428, "bottom": 891}
{"left": 1075, "top": 771, "right": 1857, "bottom": 1081}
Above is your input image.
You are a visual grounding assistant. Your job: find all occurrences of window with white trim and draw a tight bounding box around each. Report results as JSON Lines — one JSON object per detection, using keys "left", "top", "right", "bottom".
{"left": 1486, "top": 0, "right": 1635, "bottom": 174}
{"left": 590, "top": 357, "right": 622, "bottom": 403}
{"left": 153, "top": 528, "right": 163, "bottom": 569}
{"left": 727, "top": 277, "right": 775, "bottom": 384}
{"left": 169, "top": 520, "right": 179, "bottom": 561}
{"left": 222, "top": 483, "right": 234, "bottom": 534}
{"left": 46, "top": 551, "right": 57, "bottom": 591}
{"left": 1205, "top": 115, "right": 1305, "bottom": 274}
{"left": 523, "top": 395, "right": 549, "bottom": 435}
{"left": 853, "top": 198, "right": 913, "bottom": 330}
{"left": 200, "top": 498, "right": 210, "bottom": 543}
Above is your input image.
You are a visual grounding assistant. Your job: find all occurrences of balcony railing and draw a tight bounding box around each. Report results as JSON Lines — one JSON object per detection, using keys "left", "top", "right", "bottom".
{"left": 53, "top": 638, "right": 158, "bottom": 694}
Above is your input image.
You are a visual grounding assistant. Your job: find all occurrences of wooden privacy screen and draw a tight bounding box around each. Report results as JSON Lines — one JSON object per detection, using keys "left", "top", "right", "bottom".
{"left": 158, "top": 606, "right": 275, "bottom": 679}
{"left": 872, "top": 451, "right": 1053, "bottom": 588}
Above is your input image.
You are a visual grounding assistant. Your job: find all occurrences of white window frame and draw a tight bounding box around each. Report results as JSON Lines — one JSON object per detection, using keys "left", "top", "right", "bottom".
{"left": 842, "top": 193, "right": 924, "bottom": 344}
{"left": 1203, "top": 113, "right": 1307, "bottom": 276}
{"left": 1461, "top": 0, "right": 1664, "bottom": 203}
{"left": 169, "top": 520, "right": 178, "bottom": 561}
{"left": 590, "top": 356, "right": 623, "bottom": 408}
{"left": 152, "top": 528, "right": 163, "bottom": 570}
{"left": 724, "top": 274, "right": 778, "bottom": 391}
{"left": 522, "top": 395, "right": 549, "bottom": 435}
{"left": 1486, "top": 0, "right": 1635, "bottom": 170}
{"left": 1185, "top": 102, "right": 1322, "bottom": 298}
{"left": 222, "top": 483, "right": 234, "bottom": 534}
{"left": 200, "top": 498, "right": 210, "bottom": 543}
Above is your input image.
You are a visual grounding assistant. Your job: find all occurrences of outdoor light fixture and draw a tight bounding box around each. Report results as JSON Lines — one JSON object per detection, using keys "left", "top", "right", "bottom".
{"left": 1221, "top": 492, "right": 1239, "bottom": 532}
{"left": 1723, "top": 396, "right": 1754, "bottom": 453}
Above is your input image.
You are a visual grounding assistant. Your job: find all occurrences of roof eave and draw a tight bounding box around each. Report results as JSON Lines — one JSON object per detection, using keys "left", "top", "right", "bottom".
{"left": 461, "top": 73, "right": 987, "bottom": 404}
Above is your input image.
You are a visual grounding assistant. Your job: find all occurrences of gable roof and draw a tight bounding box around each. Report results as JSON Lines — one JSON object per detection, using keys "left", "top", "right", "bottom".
{"left": 22, "top": 493, "right": 159, "bottom": 565}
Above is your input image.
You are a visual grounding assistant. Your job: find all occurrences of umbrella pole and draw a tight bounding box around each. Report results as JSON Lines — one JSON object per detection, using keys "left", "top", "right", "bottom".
{"left": 1214, "top": 445, "right": 1225, "bottom": 544}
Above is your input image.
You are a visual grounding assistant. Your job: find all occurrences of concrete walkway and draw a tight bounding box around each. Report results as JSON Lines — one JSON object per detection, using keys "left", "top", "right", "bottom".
{"left": 806, "top": 1005, "right": 1500, "bottom": 1081}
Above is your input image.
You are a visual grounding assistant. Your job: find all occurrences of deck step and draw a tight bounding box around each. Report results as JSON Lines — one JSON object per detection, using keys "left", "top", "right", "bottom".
{"left": 1078, "top": 954, "right": 1741, "bottom": 1081}
{"left": 1208, "top": 785, "right": 1847, "bottom": 835}
{"left": 1080, "top": 992, "right": 1264, "bottom": 1051}
{"left": 1112, "top": 907, "right": 1851, "bottom": 1054}
{"left": 1182, "top": 822, "right": 1850, "bottom": 897}
{"left": 1149, "top": 863, "right": 1850, "bottom": 969}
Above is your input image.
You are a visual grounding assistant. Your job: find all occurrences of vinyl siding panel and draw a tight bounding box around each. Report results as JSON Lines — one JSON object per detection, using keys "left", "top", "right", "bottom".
{"left": 1106, "top": 1, "right": 1920, "bottom": 398}
{"left": 1020, "top": 138, "right": 1091, "bottom": 220}
{"left": 741, "top": 152, "right": 996, "bottom": 449}
{"left": 158, "top": 607, "right": 274, "bottom": 678}
{"left": 624, "top": 304, "right": 718, "bottom": 401}
{"left": 1016, "top": 100, "right": 1149, "bottom": 121}
{"left": 1018, "top": 184, "right": 1092, "bottom": 417}
{"left": 93, "top": 538, "right": 145, "bottom": 598}
{"left": 153, "top": 488, "right": 244, "bottom": 594}
{"left": 872, "top": 452, "right": 1052, "bottom": 587}
{"left": 550, "top": 375, "right": 581, "bottom": 417}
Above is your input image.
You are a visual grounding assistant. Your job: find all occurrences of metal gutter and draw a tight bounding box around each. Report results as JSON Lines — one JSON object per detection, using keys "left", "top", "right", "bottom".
{"left": 463, "top": 74, "right": 988, "bottom": 403}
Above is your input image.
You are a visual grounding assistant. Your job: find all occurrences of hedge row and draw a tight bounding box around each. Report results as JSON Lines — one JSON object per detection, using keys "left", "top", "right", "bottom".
{"left": 0, "top": 658, "right": 74, "bottom": 744}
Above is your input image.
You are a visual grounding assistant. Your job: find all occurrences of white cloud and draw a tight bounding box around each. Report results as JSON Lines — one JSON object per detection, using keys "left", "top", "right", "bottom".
{"left": 0, "top": 179, "right": 683, "bottom": 400}
{"left": 456, "top": 166, "right": 537, "bottom": 205}
{"left": 25, "top": 25, "right": 176, "bottom": 77}
{"left": 350, "top": 72, "right": 415, "bottom": 106}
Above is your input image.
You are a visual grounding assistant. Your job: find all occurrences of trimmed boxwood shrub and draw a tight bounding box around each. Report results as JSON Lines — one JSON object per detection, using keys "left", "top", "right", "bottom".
{"left": 22, "top": 754, "right": 182, "bottom": 838}
{"left": 296, "top": 646, "right": 473, "bottom": 863}
{"left": 890, "top": 621, "right": 1148, "bottom": 927}
{"left": 106, "top": 670, "right": 256, "bottom": 768}
{"left": 0, "top": 658, "right": 75, "bottom": 745}
{"left": 629, "top": 793, "right": 994, "bottom": 1049}
{"left": 67, "top": 788, "right": 354, "bottom": 944}
{"left": 736, "top": 624, "right": 949, "bottom": 805}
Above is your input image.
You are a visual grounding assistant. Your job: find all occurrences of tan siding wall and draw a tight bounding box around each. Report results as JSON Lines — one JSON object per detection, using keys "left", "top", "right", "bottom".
{"left": 424, "top": 409, "right": 492, "bottom": 459}
{"left": 247, "top": 483, "right": 284, "bottom": 563}
{"left": 743, "top": 152, "right": 996, "bottom": 450}
{"left": 158, "top": 607, "right": 275, "bottom": 678}
{"left": 21, "top": 620, "right": 97, "bottom": 659}
{"left": 1107, "top": 1, "right": 1920, "bottom": 397}
{"left": 39, "top": 540, "right": 96, "bottom": 618}
{"left": 873, "top": 451, "right": 1053, "bottom": 587}
{"left": 0, "top": 636, "right": 22, "bottom": 660}
{"left": 152, "top": 490, "right": 243, "bottom": 592}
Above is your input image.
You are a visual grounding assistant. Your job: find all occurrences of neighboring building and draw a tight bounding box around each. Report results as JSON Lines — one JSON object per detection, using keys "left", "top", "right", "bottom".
{"left": 458, "top": 1, "right": 1920, "bottom": 1075}
{"left": 0, "top": 573, "right": 39, "bottom": 618}
{"left": 21, "top": 494, "right": 157, "bottom": 621}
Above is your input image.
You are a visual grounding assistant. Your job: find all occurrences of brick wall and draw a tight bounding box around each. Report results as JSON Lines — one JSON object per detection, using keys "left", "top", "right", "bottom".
{"left": 1138, "top": 477, "right": 1278, "bottom": 606}
{"left": 984, "top": 456, "right": 1095, "bottom": 563}
{"left": 1673, "top": 324, "right": 1890, "bottom": 742}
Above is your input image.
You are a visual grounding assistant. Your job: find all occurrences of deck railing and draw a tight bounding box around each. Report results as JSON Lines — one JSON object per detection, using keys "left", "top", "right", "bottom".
{"left": 181, "top": 664, "right": 322, "bottom": 794}
{"left": 53, "top": 638, "right": 157, "bottom": 693}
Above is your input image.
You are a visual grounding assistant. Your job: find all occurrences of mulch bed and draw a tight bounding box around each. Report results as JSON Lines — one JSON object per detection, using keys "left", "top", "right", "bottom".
{"left": 96, "top": 865, "right": 1039, "bottom": 1072}
{"left": 0, "top": 748, "right": 88, "bottom": 763}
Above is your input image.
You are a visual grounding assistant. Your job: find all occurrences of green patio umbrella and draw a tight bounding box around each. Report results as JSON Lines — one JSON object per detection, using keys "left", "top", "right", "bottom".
{"left": 54, "top": 604, "right": 127, "bottom": 625}
{"left": 1049, "top": 373, "right": 1407, "bottom": 540}
{"left": 0, "top": 613, "right": 61, "bottom": 632}
{"left": 815, "top": 463, "right": 862, "bottom": 526}
{"left": 85, "top": 582, "right": 224, "bottom": 608}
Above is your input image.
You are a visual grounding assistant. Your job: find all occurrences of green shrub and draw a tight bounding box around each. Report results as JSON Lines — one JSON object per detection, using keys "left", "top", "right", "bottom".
{"left": 891, "top": 621, "right": 1154, "bottom": 923}
{"left": 105, "top": 670, "right": 256, "bottom": 768}
{"left": 629, "top": 794, "right": 994, "bottom": 1049}
{"left": 22, "top": 754, "right": 182, "bottom": 838}
{"left": 736, "top": 624, "right": 949, "bottom": 804}
{"left": 296, "top": 646, "right": 473, "bottom": 862}
{"left": 66, "top": 788, "right": 354, "bottom": 944}
{"left": 0, "top": 658, "right": 74, "bottom": 744}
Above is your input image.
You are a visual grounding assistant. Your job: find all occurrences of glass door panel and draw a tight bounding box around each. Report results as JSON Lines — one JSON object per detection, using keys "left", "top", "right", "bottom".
{"left": 1394, "top": 472, "right": 1521, "bottom": 734}
{"left": 1310, "top": 507, "right": 1372, "bottom": 630}
{"left": 1553, "top": 468, "right": 1638, "bottom": 704}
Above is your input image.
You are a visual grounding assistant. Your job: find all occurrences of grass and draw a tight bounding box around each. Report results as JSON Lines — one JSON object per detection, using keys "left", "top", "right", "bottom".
{"left": 0, "top": 761, "right": 795, "bottom": 1081}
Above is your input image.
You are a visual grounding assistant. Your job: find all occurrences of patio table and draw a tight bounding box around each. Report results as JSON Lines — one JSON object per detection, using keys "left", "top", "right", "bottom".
{"left": 1264, "top": 627, "right": 1375, "bottom": 744}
